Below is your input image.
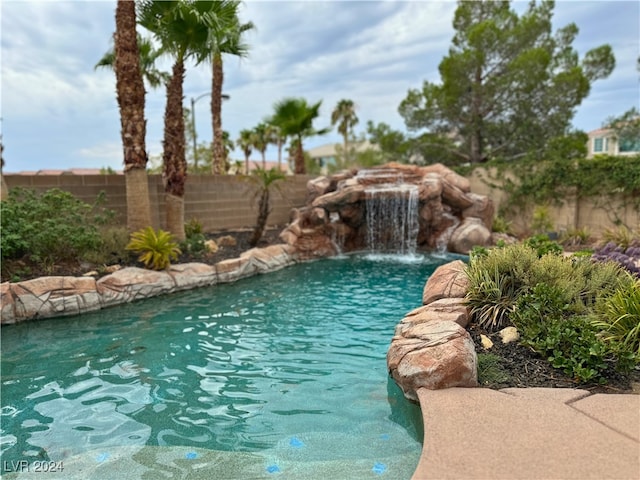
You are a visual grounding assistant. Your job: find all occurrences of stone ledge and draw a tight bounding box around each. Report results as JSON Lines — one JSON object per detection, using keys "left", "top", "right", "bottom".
{"left": 387, "top": 260, "right": 478, "bottom": 400}
{"left": 0, "top": 244, "right": 298, "bottom": 325}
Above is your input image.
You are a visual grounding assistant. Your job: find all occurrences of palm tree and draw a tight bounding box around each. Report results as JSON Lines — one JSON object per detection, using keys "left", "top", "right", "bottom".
{"left": 138, "top": 0, "right": 215, "bottom": 241}
{"left": 331, "top": 99, "right": 359, "bottom": 163}
{"left": 95, "top": 33, "right": 169, "bottom": 89}
{"left": 267, "top": 123, "right": 287, "bottom": 172}
{"left": 237, "top": 129, "right": 256, "bottom": 174}
{"left": 252, "top": 122, "right": 275, "bottom": 169}
{"left": 113, "top": 0, "right": 152, "bottom": 232}
{"left": 248, "top": 167, "right": 286, "bottom": 247}
{"left": 270, "top": 97, "right": 328, "bottom": 174}
{"left": 192, "top": 1, "right": 254, "bottom": 174}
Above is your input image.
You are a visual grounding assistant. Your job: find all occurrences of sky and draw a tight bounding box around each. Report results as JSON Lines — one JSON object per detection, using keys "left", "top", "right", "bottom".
{"left": 1, "top": 0, "right": 639, "bottom": 173}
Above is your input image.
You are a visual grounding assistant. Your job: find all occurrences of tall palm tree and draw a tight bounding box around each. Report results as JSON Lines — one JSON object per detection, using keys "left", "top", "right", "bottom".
{"left": 95, "top": 33, "right": 169, "bottom": 89}
{"left": 331, "top": 99, "right": 358, "bottom": 163}
{"left": 237, "top": 129, "right": 256, "bottom": 174}
{"left": 194, "top": 1, "right": 254, "bottom": 174}
{"left": 270, "top": 97, "right": 328, "bottom": 174}
{"left": 114, "top": 0, "right": 152, "bottom": 232}
{"left": 138, "top": 0, "right": 215, "bottom": 241}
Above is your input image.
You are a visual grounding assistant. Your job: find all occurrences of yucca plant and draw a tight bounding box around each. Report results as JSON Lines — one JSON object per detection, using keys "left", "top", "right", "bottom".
{"left": 126, "top": 226, "right": 181, "bottom": 270}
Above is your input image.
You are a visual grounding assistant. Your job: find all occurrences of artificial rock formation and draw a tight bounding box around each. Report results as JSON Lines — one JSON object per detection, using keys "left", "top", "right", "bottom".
{"left": 388, "top": 260, "right": 478, "bottom": 399}
{"left": 0, "top": 244, "right": 297, "bottom": 324}
{"left": 280, "top": 162, "right": 494, "bottom": 257}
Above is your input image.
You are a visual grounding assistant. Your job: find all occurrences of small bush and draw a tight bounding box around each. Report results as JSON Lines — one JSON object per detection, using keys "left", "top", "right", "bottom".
{"left": 561, "top": 227, "right": 591, "bottom": 247}
{"left": 181, "top": 218, "right": 208, "bottom": 256}
{"left": 531, "top": 205, "right": 553, "bottom": 234}
{"left": 592, "top": 277, "right": 640, "bottom": 362}
{"left": 491, "top": 216, "right": 513, "bottom": 234}
{"left": 1, "top": 188, "right": 113, "bottom": 265}
{"left": 126, "top": 227, "right": 181, "bottom": 270}
{"left": 524, "top": 234, "right": 563, "bottom": 257}
{"left": 601, "top": 226, "right": 638, "bottom": 250}
{"left": 465, "top": 244, "right": 539, "bottom": 330}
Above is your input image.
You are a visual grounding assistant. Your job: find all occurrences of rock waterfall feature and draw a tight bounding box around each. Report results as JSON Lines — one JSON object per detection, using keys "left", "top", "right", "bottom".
{"left": 279, "top": 163, "right": 494, "bottom": 258}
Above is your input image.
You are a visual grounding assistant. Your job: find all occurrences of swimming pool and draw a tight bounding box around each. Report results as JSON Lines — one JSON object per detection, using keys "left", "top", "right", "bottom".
{"left": 1, "top": 254, "right": 459, "bottom": 479}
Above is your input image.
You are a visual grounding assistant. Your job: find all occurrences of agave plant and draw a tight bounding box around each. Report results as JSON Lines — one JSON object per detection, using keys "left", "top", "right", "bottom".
{"left": 126, "top": 226, "right": 181, "bottom": 270}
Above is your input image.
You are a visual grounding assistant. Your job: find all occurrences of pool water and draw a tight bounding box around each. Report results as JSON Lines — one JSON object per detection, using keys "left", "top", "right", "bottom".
{"left": 1, "top": 254, "right": 460, "bottom": 479}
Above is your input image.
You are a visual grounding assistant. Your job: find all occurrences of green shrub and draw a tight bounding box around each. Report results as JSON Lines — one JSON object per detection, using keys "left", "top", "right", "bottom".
{"left": 126, "top": 227, "right": 181, "bottom": 270}
{"left": 84, "top": 226, "right": 131, "bottom": 266}
{"left": 491, "top": 216, "right": 513, "bottom": 234}
{"left": 466, "top": 243, "right": 630, "bottom": 332}
{"left": 465, "top": 244, "right": 539, "bottom": 330}
{"left": 1, "top": 188, "right": 113, "bottom": 265}
{"left": 524, "top": 234, "right": 563, "bottom": 257}
{"left": 531, "top": 205, "right": 553, "bottom": 234}
{"left": 181, "top": 218, "right": 208, "bottom": 256}
{"left": 592, "top": 277, "right": 640, "bottom": 362}
{"left": 601, "top": 225, "right": 638, "bottom": 250}
{"left": 513, "top": 283, "right": 609, "bottom": 383}
{"left": 561, "top": 227, "right": 591, "bottom": 247}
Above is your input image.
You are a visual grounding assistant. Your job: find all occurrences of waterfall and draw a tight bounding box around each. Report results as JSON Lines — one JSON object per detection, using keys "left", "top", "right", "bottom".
{"left": 364, "top": 184, "right": 419, "bottom": 255}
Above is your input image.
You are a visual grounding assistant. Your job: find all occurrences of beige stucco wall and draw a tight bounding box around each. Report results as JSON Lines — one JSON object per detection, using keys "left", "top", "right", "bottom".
{"left": 466, "top": 167, "right": 638, "bottom": 236}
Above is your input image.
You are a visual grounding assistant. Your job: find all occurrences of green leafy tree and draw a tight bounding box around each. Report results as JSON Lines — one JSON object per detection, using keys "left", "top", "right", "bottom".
{"left": 331, "top": 99, "right": 359, "bottom": 163}
{"left": 399, "top": 0, "right": 615, "bottom": 163}
{"left": 271, "top": 97, "right": 328, "bottom": 174}
{"left": 252, "top": 122, "right": 278, "bottom": 169}
{"left": 248, "top": 167, "right": 286, "bottom": 247}
{"left": 366, "top": 121, "right": 410, "bottom": 162}
{"left": 112, "top": 0, "right": 152, "bottom": 232}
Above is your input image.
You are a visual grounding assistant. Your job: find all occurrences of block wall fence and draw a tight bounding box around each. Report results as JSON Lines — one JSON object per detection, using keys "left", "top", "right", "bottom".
{"left": 4, "top": 169, "right": 637, "bottom": 236}
{"left": 4, "top": 174, "right": 313, "bottom": 232}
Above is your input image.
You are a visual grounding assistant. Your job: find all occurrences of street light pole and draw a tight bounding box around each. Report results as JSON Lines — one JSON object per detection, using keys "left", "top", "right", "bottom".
{"left": 190, "top": 92, "right": 230, "bottom": 173}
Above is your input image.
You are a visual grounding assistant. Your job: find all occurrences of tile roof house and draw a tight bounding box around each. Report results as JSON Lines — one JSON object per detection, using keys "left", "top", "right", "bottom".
{"left": 586, "top": 126, "right": 640, "bottom": 158}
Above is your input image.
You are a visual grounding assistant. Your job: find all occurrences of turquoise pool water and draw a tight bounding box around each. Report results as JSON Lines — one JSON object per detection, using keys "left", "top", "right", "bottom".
{"left": 1, "top": 254, "right": 460, "bottom": 479}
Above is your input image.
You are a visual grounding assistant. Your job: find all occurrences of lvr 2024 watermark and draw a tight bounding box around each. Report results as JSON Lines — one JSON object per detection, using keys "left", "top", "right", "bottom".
{"left": 3, "top": 461, "right": 64, "bottom": 473}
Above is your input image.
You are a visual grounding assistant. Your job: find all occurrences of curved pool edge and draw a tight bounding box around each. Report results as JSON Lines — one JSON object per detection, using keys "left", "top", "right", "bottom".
{"left": 1, "top": 244, "right": 303, "bottom": 325}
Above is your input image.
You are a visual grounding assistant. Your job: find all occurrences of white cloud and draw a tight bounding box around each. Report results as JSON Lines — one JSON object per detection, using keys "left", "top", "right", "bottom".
{"left": 1, "top": 0, "right": 638, "bottom": 169}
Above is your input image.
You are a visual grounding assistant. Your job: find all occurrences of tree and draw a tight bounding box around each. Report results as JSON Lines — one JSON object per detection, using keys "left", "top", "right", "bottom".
{"left": 271, "top": 97, "right": 328, "bottom": 174}
{"left": 248, "top": 167, "right": 286, "bottom": 247}
{"left": 331, "top": 99, "right": 358, "bottom": 163}
{"left": 252, "top": 122, "right": 276, "bottom": 169}
{"left": 366, "top": 121, "right": 410, "bottom": 162}
{"left": 399, "top": 0, "right": 615, "bottom": 163}
{"left": 95, "top": 33, "right": 169, "bottom": 89}
{"left": 237, "top": 129, "right": 256, "bottom": 174}
{"left": 193, "top": 1, "right": 254, "bottom": 174}
{"left": 138, "top": 0, "right": 216, "bottom": 241}
{"left": 114, "top": 0, "right": 152, "bottom": 232}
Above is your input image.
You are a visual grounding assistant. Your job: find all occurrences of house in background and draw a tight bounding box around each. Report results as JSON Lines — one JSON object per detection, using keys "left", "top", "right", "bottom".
{"left": 586, "top": 127, "right": 640, "bottom": 158}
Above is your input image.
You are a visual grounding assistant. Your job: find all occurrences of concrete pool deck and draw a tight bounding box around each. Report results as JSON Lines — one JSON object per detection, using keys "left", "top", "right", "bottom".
{"left": 413, "top": 387, "right": 640, "bottom": 480}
